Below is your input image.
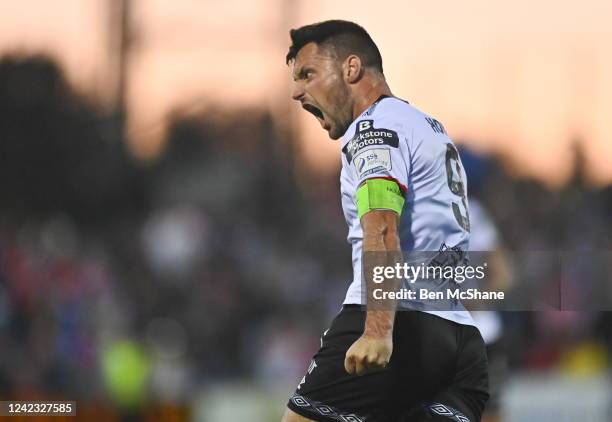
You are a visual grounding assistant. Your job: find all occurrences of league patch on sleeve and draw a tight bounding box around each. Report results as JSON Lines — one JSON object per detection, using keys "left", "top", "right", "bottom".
{"left": 342, "top": 120, "right": 399, "bottom": 162}
{"left": 353, "top": 148, "right": 392, "bottom": 178}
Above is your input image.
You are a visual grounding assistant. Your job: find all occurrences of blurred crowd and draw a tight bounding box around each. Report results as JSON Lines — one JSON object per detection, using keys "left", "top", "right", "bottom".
{"left": 0, "top": 55, "right": 610, "bottom": 417}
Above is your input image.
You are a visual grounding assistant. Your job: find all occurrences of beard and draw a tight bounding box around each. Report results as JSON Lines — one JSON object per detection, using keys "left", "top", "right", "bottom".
{"left": 326, "top": 82, "right": 353, "bottom": 140}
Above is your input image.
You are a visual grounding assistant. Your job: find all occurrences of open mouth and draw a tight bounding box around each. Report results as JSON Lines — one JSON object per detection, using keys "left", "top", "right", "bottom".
{"left": 302, "top": 103, "right": 327, "bottom": 128}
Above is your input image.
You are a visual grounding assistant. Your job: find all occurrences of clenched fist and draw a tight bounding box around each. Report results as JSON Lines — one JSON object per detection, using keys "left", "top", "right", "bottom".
{"left": 344, "top": 334, "right": 393, "bottom": 375}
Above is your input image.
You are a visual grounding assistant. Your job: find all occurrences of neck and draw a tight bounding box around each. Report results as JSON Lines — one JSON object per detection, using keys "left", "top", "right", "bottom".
{"left": 351, "top": 77, "right": 393, "bottom": 120}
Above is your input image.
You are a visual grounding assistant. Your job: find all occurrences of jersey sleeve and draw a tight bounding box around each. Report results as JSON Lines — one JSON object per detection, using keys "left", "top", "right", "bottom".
{"left": 342, "top": 117, "right": 410, "bottom": 216}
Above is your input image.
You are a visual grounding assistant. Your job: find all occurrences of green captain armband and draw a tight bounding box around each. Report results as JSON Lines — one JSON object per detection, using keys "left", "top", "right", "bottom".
{"left": 356, "top": 178, "right": 405, "bottom": 219}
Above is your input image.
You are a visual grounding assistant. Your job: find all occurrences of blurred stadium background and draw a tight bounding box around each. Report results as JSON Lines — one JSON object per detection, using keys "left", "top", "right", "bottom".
{"left": 0, "top": 0, "right": 611, "bottom": 421}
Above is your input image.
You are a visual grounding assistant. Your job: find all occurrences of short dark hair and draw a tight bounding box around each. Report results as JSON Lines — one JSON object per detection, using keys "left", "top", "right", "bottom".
{"left": 286, "top": 20, "right": 383, "bottom": 73}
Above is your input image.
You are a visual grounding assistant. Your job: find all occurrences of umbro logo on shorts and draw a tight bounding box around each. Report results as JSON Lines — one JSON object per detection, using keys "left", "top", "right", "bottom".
{"left": 428, "top": 402, "right": 471, "bottom": 422}
{"left": 290, "top": 393, "right": 366, "bottom": 422}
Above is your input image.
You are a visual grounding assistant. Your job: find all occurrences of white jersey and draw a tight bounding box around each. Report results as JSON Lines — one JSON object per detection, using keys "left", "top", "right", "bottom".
{"left": 340, "top": 96, "right": 475, "bottom": 327}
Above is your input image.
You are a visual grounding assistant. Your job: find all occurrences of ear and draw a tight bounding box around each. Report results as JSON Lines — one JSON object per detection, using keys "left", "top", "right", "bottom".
{"left": 344, "top": 55, "right": 363, "bottom": 84}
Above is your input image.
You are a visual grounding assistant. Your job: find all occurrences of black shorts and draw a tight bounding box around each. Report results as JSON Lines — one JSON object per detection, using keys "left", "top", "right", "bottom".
{"left": 287, "top": 305, "right": 489, "bottom": 422}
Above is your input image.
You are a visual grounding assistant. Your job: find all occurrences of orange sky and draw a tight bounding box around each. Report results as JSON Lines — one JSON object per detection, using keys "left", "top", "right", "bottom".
{"left": 0, "top": 0, "right": 610, "bottom": 186}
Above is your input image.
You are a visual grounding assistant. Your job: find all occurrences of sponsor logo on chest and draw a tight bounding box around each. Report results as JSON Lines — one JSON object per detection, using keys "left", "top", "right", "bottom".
{"left": 342, "top": 120, "right": 399, "bottom": 162}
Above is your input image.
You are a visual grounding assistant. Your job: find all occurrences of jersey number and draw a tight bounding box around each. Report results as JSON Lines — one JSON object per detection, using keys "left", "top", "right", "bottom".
{"left": 445, "top": 144, "right": 470, "bottom": 232}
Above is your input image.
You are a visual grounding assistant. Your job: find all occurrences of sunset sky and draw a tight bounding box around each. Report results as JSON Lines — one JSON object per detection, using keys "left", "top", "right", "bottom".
{"left": 0, "top": 0, "right": 610, "bottom": 186}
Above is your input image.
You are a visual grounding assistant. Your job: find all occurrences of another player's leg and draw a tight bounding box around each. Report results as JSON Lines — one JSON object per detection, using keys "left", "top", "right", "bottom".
{"left": 281, "top": 408, "right": 315, "bottom": 422}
